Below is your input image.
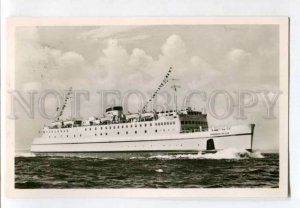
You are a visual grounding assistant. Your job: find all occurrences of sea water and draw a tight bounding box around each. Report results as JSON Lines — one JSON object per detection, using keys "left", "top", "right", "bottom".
{"left": 15, "top": 148, "right": 279, "bottom": 188}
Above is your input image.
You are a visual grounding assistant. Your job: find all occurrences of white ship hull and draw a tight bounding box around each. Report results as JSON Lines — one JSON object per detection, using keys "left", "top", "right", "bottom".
{"left": 31, "top": 124, "right": 255, "bottom": 154}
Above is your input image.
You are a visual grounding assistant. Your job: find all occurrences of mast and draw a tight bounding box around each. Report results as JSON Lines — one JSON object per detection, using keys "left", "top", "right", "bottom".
{"left": 170, "top": 79, "right": 181, "bottom": 112}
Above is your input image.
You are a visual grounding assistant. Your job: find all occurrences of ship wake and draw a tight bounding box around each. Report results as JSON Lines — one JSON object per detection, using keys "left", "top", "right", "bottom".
{"left": 15, "top": 148, "right": 264, "bottom": 160}
{"left": 148, "top": 148, "right": 264, "bottom": 160}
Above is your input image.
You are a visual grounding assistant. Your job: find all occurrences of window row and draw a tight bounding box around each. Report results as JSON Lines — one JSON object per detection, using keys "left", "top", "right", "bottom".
{"left": 45, "top": 121, "right": 177, "bottom": 134}
{"left": 181, "top": 120, "right": 207, "bottom": 125}
{"left": 84, "top": 121, "right": 176, "bottom": 131}
{"left": 45, "top": 129, "right": 69, "bottom": 134}
{"left": 48, "top": 129, "right": 174, "bottom": 138}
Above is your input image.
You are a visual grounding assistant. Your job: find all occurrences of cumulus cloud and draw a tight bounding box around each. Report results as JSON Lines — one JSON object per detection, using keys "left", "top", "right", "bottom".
{"left": 160, "top": 34, "right": 187, "bottom": 63}
{"left": 129, "top": 48, "right": 153, "bottom": 69}
{"left": 227, "top": 48, "right": 252, "bottom": 66}
{"left": 17, "top": 28, "right": 219, "bottom": 118}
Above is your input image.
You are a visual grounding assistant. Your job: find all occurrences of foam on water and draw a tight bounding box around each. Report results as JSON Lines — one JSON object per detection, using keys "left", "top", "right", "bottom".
{"left": 199, "top": 148, "right": 264, "bottom": 159}
{"left": 15, "top": 148, "right": 264, "bottom": 160}
{"left": 15, "top": 152, "right": 36, "bottom": 157}
{"left": 149, "top": 148, "right": 264, "bottom": 160}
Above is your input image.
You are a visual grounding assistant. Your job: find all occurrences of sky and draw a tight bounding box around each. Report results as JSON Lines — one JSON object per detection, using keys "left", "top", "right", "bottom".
{"left": 13, "top": 25, "right": 280, "bottom": 151}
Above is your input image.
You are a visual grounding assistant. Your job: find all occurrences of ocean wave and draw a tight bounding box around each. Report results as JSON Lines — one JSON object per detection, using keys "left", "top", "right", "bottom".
{"left": 130, "top": 156, "right": 146, "bottom": 160}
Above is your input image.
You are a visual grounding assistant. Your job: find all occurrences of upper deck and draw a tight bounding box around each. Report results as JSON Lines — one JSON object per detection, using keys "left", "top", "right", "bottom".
{"left": 41, "top": 107, "right": 209, "bottom": 139}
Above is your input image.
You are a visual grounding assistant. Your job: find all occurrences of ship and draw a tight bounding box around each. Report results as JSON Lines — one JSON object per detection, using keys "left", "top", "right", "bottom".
{"left": 31, "top": 67, "right": 255, "bottom": 155}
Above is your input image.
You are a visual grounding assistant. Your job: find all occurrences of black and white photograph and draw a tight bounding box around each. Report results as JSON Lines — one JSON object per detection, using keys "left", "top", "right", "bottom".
{"left": 5, "top": 17, "right": 288, "bottom": 197}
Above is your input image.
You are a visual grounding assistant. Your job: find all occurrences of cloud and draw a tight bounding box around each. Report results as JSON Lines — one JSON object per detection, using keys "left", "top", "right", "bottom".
{"left": 118, "top": 34, "right": 150, "bottom": 43}
{"left": 77, "top": 27, "right": 136, "bottom": 42}
{"left": 161, "top": 34, "right": 187, "bottom": 60}
{"left": 17, "top": 29, "right": 219, "bottom": 118}
{"left": 22, "top": 81, "right": 42, "bottom": 92}
{"left": 129, "top": 48, "right": 153, "bottom": 69}
{"left": 227, "top": 48, "right": 252, "bottom": 66}
{"left": 60, "top": 51, "right": 85, "bottom": 68}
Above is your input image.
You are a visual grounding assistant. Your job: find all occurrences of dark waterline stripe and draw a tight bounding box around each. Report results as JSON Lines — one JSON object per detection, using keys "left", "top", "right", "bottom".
{"left": 32, "top": 150, "right": 201, "bottom": 154}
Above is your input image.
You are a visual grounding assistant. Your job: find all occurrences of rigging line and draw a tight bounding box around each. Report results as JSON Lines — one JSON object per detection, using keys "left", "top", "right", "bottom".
{"left": 56, "top": 87, "right": 72, "bottom": 121}
{"left": 142, "top": 66, "right": 173, "bottom": 112}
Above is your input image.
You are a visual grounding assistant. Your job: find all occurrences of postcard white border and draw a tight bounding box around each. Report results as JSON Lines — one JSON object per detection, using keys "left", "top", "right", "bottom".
{"left": 5, "top": 17, "right": 289, "bottom": 198}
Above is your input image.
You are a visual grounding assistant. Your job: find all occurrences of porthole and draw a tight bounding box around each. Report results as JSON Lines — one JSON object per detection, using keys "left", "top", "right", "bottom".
{"left": 95, "top": 134, "right": 97, "bottom": 136}
{"left": 95, "top": 127, "right": 97, "bottom": 130}
{"left": 155, "top": 130, "right": 158, "bottom": 133}
{"left": 106, "top": 133, "right": 107, "bottom": 135}
{"left": 67, "top": 135, "right": 68, "bottom": 137}
{"left": 150, "top": 123, "right": 152, "bottom": 126}
{"left": 135, "top": 131, "right": 137, "bottom": 134}
{"left": 145, "top": 130, "right": 147, "bottom": 133}
{"left": 117, "top": 132, "right": 120, "bottom": 135}
{"left": 145, "top": 124, "right": 147, "bottom": 127}
{"left": 126, "top": 131, "right": 128, "bottom": 134}
{"left": 80, "top": 134, "right": 82, "bottom": 137}
{"left": 74, "top": 135, "right": 76, "bottom": 137}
